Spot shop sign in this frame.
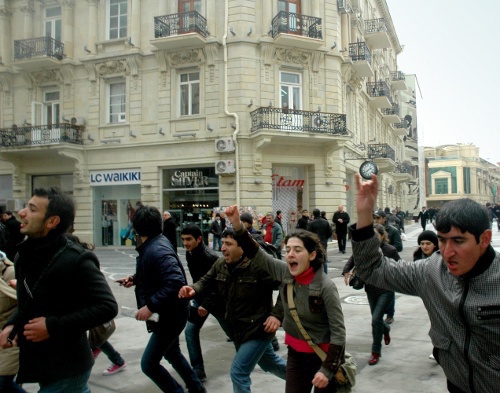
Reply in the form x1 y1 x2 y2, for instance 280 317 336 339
90 169 141 186
272 174 304 188
170 169 210 188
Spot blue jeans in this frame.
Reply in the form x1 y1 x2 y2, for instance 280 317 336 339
100 340 125 366
367 291 394 354
38 368 91 393
141 330 204 393
186 309 232 374
213 236 222 251
0 375 26 392
231 339 286 393
385 296 395 318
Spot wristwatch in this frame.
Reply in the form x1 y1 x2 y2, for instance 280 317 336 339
359 161 379 180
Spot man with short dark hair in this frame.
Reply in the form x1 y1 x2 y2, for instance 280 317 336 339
274 210 283 230
296 209 309 229
307 208 333 272
210 213 223 251
181 224 226 382
118 206 206 393
333 205 350 254
373 210 402 252
352 174 500 392
0 187 118 392
417 207 429 231
179 227 286 392
263 213 283 260
0 210 23 261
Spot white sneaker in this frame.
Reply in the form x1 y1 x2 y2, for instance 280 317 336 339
429 354 435 360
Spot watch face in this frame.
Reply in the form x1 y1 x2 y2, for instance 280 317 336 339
359 161 379 180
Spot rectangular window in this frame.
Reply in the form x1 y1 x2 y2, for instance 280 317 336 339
109 82 126 123
45 6 62 41
109 0 128 39
435 178 448 194
180 72 200 116
280 72 302 110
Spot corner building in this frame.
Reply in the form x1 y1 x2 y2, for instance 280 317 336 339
0 0 419 245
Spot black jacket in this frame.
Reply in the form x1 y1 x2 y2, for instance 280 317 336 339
134 234 189 332
8 233 118 384
3 216 24 261
162 218 178 252
332 211 350 234
186 242 222 313
307 217 333 248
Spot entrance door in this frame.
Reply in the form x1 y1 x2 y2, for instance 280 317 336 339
178 0 201 33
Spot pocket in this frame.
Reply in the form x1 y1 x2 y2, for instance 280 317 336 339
476 304 500 321
309 296 325 314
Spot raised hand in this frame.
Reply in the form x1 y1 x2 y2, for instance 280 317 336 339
355 174 378 229
224 205 242 231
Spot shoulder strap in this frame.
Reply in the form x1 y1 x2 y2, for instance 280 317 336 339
287 284 326 361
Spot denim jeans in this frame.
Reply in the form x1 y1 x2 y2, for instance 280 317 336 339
38 368 91 393
186 308 232 374
385 296 396 318
213 236 222 251
231 339 286 393
286 347 337 393
0 375 27 393
366 291 394 354
141 329 204 393
100 340 125 366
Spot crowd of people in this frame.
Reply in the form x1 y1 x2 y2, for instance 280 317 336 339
0 186 499 393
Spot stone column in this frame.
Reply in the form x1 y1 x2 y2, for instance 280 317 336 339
0 7 12 65
262 0 272 35
130 0 140 47
20 2 34 38
341 13 349 52
86 0 99 53
62 0 75 58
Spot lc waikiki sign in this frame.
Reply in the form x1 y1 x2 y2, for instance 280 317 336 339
90 169 141 186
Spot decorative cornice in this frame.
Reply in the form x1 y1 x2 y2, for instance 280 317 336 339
19 4 35 17
261 43 275 66
31 69 62 84
169 49 203 66
84 63 97 82
126 55 141 77
95 59 129 76
203 44 218 67
0 8 13 18
275 48 310 66
310 51 323 73
154 51 169 73
62 0 76 8
60 65 74 85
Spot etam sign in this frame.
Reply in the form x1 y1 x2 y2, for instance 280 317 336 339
272 174 304 188
90 169 141 186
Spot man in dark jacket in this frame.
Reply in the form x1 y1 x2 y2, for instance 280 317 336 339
307 208 333 272
333 205 350 254
210 213 223 251
181 224 227 382
118 206 205 393
179 227 286 392
296 209 310 229
162 211 178 253
0 211 24 261
0 187 118 391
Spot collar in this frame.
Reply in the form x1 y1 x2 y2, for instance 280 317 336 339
461 245 496 280
295 267 315 285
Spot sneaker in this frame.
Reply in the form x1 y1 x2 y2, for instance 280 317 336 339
385 317 394 324
92 348 101 360
429 354 435 360
368 352 380 365
102 362 127 376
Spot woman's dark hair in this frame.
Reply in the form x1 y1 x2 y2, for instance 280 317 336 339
65 233 95 251
33 187 75 235
285 229 325 271
373 223 388 243
435 198 490 243
131 205 162 238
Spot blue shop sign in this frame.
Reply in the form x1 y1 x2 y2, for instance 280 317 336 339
90 169 141 186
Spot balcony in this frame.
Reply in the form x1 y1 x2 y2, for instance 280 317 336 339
0 123 84 148
364 18 391 49
366 81 392 109
250 107 348 145
368 143 396 172
382 104 400 124
271 11 323 50
13 37 64 71
348 42 374 77
151 11 208 50
392 122 407 136
393 162 413 182
390 71 407 90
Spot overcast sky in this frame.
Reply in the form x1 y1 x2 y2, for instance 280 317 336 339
386 0 500 165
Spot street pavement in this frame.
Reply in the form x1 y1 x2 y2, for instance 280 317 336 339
22 221 500 392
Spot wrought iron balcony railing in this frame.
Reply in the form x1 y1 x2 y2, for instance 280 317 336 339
391 71 405 82
14 37 64 61
349 42 371 62
368 143 395 161
366 81 390 98
364 18 388 34
154 11 208 39
250 107 347 136
271 11 322 39
383 104 400 116
0 124 84 147
394 163 412 174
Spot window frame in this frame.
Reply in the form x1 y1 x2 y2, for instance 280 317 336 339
108 80 126 124
107 0 128 40
179 70 200 117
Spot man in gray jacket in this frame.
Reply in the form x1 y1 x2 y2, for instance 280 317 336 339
350 174 500 393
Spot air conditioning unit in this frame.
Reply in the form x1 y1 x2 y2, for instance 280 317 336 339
6 199 24 212
215 138 235 153
215 160 236 175
70 117 86 126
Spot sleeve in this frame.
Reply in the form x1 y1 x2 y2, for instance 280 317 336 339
391 229 403 252
273 225 283 251
344 213 350 225
270 292 284 323
342 256 355 275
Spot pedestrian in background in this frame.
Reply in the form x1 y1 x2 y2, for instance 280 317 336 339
308 209 332 273
162 211 178 253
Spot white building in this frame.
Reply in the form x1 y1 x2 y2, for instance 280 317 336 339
0 0 419 245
